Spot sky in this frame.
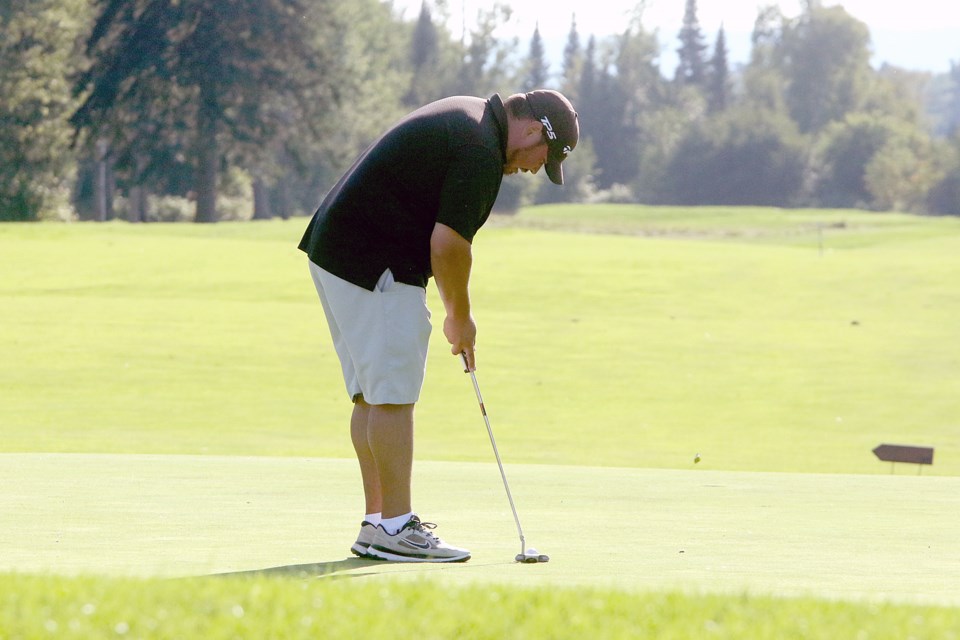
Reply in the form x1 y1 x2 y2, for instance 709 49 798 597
389 0 959 74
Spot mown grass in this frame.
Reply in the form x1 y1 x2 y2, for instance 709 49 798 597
3 574 958 640
2 207 958 473
2 206 959 638
499 203 960 248
4 454 958 606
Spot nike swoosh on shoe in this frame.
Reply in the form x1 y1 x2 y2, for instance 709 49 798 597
400 539 432 550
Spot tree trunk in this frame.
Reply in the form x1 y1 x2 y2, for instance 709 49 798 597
195 83 218 223
106 161 116 221
94 139 114 222
128 154 148 222
251 176 272 219
277 179 291 220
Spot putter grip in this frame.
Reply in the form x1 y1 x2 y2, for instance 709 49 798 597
460 351 469 373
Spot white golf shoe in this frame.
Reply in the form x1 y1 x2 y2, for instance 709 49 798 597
367 515 470 563
350 521 381 559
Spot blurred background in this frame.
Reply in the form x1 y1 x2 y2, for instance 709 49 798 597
3 0 959 223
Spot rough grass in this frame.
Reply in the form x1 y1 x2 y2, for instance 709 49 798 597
3 574 958 640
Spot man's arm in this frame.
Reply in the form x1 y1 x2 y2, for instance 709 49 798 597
431 222 477 370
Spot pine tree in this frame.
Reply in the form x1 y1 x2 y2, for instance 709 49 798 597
707 26 731 112
523 24 549 91
405 1 440 106
577 36 597 147
579 36 597 104
675 0 708 87
561 14 582 103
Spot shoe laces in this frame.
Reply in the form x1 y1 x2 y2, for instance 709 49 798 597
408 515 440 541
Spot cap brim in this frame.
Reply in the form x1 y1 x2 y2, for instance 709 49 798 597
545 157 563 185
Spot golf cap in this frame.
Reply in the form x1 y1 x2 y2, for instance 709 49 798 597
525 90 579 185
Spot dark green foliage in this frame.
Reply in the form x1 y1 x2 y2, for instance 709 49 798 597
581 24 666 192
3 0 957 219
927 134 960 215
560 15 582 104
780 5 872 133
947 62 960 136
815 114 901 208
523 25 548 91
928 171 960 215
72 0 339 221
662 110 806 206
675 0 708 87
0 0 88 220
405 2 440 106
707 27 731 113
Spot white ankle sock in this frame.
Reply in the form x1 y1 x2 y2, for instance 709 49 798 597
381 512 413 535
364 513 381 526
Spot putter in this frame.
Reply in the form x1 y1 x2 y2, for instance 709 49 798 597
460 352 549 564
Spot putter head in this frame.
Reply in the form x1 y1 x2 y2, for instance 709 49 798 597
515 551 550 563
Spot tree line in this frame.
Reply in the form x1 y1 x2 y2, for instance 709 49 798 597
2 0 959 222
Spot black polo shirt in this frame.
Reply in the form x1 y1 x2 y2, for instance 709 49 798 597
298 94 508 290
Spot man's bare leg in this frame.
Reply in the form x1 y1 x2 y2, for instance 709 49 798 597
357 399 470 562
350 399 381 516
352 398 414 519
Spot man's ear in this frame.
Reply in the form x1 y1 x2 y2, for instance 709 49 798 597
524 120 544 142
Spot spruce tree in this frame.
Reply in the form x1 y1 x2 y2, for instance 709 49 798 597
708 26 731 112
675 0 708 87
406 2 440 106
561 15 582 103
523 24 549 91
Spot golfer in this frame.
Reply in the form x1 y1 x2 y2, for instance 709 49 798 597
299 90 579 562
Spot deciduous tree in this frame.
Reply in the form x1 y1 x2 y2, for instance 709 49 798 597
72 0 339 222
0 0 88 220
662 108 806 206
779 4 872 133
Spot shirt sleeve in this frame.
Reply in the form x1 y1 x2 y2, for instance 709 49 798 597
435 145 502 243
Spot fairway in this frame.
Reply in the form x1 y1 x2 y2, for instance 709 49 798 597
2 453 958 605
2 212 959 474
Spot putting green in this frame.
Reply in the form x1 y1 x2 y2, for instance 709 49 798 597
3 453 957 606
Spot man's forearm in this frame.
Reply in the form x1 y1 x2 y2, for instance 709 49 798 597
431 223 478 364
431 223 473 318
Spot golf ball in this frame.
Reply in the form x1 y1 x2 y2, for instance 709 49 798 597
694 454 701 464
526 548 538 555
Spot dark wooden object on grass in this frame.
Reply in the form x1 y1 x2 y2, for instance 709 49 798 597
872 444 934 474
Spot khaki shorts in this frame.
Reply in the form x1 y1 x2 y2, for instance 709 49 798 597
309 261 432 405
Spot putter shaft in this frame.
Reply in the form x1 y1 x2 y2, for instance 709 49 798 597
460 353 527 556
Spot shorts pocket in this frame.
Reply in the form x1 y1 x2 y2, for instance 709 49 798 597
374 269 395 293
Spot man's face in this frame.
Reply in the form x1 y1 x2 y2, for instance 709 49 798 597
503 130 549 177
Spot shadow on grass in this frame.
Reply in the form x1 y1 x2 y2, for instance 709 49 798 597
212 557 386 580
209 556 505 581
